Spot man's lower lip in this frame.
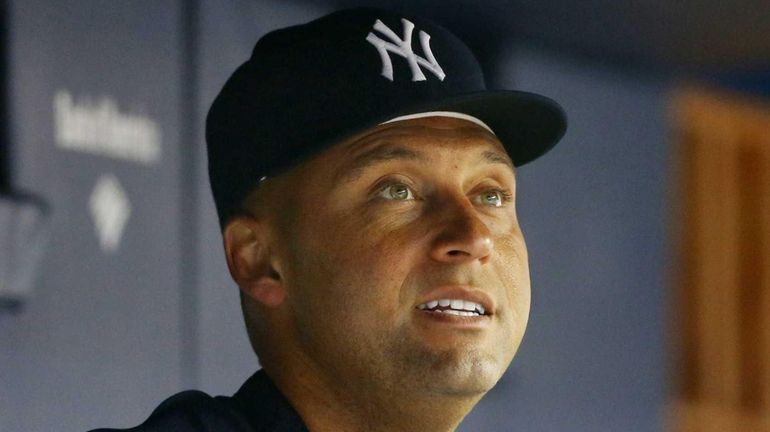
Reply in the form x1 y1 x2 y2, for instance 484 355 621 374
415 310 492 327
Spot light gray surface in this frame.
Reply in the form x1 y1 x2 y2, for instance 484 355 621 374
1 2 183 431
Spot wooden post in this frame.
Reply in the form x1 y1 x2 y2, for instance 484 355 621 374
670 86 770 431
759 133 770 418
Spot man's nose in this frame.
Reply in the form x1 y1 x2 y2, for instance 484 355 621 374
429 199 493 264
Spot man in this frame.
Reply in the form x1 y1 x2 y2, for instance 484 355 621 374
92 7 565 432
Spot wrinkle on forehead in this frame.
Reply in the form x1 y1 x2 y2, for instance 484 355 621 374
336 116 500 153
330 118 513 185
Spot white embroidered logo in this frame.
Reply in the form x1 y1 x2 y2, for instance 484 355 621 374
366 18 446 82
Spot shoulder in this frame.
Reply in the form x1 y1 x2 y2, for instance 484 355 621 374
88 390 252 432
88 370 308 432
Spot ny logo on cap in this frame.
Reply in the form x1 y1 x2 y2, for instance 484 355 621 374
366 18 446 82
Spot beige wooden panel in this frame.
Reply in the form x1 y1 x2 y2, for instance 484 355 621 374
700 121 741 405
674 401 770 432
675 132 700 402
670 86 770 431
760 136 770 414
735 130 768 412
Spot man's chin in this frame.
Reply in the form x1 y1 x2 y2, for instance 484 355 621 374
418 348 506 397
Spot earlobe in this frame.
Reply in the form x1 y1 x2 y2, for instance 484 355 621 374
223 217 286 308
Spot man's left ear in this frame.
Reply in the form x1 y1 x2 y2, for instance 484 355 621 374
222 216 286 308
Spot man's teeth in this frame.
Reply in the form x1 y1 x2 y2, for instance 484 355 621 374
417 299 486 315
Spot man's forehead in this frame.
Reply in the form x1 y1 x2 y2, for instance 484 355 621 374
341 116 506 153
329 117 514 185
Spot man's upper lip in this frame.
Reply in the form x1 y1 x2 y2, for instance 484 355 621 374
416 285 495 315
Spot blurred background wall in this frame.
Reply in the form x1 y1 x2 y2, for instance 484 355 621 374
0 1 768 431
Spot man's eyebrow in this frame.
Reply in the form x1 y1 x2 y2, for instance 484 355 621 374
480 150 515 174
335 143 428 185
334 143 516 185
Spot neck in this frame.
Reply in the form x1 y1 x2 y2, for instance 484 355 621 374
262 352 481 432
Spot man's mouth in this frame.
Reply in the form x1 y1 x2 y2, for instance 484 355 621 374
416 299 487 316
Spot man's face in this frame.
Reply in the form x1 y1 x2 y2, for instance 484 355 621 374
267 116 530 400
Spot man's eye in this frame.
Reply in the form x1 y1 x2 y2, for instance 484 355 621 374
477 189 511 207
378 183 415 201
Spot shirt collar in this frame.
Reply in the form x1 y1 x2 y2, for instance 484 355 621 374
232 369 310 432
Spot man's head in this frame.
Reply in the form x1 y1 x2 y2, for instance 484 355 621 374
225 115 529 398
207 7 565 430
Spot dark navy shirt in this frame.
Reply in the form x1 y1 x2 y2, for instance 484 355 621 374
89 370 309 432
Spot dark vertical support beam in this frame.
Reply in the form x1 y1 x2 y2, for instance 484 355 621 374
0 0 9 193
179 0 200 390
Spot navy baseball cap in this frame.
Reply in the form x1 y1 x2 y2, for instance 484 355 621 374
206 7 567 226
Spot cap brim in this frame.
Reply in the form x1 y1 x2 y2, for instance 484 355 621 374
381 90 567 166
